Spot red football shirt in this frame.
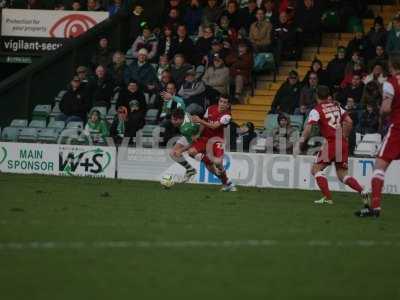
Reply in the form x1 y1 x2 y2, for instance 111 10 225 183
307 100 348 140
384 75 400 128
201 105 231 139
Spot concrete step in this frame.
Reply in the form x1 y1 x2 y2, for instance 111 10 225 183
248 95 274 105
232 104 269 111
231 110 267 121
233 118 265 128
258 74 288 82
321 39 349 47
303 47 337 54
302 52 333 62
253 89 277 96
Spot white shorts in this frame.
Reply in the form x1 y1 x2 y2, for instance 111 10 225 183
177 136 190 147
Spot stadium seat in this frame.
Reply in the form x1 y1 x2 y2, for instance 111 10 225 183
290 115 304 131
10 119 28 127
111 91 119 105
135 125 163 148
362 133 381 144
29 120 47 128
48 120 65 133
354 134 382 157
32 105 51 121
17 128 38 142
66 121 84 129
145 109 159 125
58 128 85 144
1 127 20 141
264 114 278 133
55 90 67 102
37 128 59 144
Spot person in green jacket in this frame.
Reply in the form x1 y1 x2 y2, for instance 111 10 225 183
84 109 109 144
169 108 200 183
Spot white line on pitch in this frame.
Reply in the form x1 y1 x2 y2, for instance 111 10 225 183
0 240 399 250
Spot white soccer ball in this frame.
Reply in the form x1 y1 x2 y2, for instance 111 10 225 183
160 174 175 188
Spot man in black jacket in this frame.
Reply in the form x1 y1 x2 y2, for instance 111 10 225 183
170 24 195 65
326 46 347 90
90 65 115 108
58 76 91 123
270 70 301 114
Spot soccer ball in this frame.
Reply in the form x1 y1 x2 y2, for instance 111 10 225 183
160 174 175 188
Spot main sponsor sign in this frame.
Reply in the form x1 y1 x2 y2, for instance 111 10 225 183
0 9 108 54
117 148 400 195
0 142 116 178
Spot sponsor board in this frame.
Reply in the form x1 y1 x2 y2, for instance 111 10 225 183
117 148 400 194
0 142 116 178
0 9 108 54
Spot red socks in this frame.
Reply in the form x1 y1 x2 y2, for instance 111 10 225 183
371 170 385 209
343 176 363 193
315 172 332 199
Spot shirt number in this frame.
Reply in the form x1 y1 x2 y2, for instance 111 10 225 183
326 111 341 129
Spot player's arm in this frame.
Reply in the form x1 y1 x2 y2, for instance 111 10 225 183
191 114 231 130
299 109 319 149
380 82 394 129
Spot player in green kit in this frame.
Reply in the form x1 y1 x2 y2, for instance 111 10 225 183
169 109 200 182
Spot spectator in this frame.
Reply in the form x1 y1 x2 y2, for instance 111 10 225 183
344 97 359 154
223 0 243 31
84 110 109 143
170 25 195 64
170 54 193 89
110 106 129 144
274 11 299 61
346 27 370 61
91 65 115 107
270 70 301 114
108 51 129 89
225 42 253 103
202 53 230 96
262 0 278 26
194 25 214 66
177 69 206 115
158 25 175 60
368 45 388 72
358 103 379 135
159 70 173 91
207 39 228 63
240 0 257 32
54 3 65 10
363 62 387 85
87 0 102 11
183 0 203 36
298 71 318 112
126 100 146 138
59 76 91 123
156 55 170 81
165 8 182 32
361 80 382 108
75 66 92 90
272 114 297 154
338 73 364 107
238 121 257 152
249 8 273 53
129 4 145 45
160 82 186 120
326 46 347 89
344 51 365 81
386 16 400 55
202 0 223 25
108 0 121 16
91 37 113 69
131 26 158 62
302 59 329 86
124 48 159 88
117 81 146 112
71 1 81 10
296 0 322 45
366 17 387 60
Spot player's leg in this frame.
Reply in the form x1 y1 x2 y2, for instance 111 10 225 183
311 162 333 204
170 138 196 182
336 166 369 204
212 142 236 191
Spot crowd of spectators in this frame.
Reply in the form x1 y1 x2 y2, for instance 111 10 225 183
2 0 399 153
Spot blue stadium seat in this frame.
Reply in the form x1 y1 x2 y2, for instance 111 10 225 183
32 105 51 121
145 109 159 125
264 114 278 133
66 121 84 129
17 128 38 142
1 127 20 141
29 120 47 128
10 119 28 127
37 128 59 144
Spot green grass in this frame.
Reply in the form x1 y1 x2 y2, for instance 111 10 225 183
0 173 400 300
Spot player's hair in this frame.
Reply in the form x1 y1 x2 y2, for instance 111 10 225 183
219 94 230 102
389 54 400 72
171 108 185 119
317 85 330 100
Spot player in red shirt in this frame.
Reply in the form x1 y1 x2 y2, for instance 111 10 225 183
356 55 400 217
299 86 368 204
188 94 236 192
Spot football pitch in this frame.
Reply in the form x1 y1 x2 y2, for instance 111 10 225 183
1 173 399 299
